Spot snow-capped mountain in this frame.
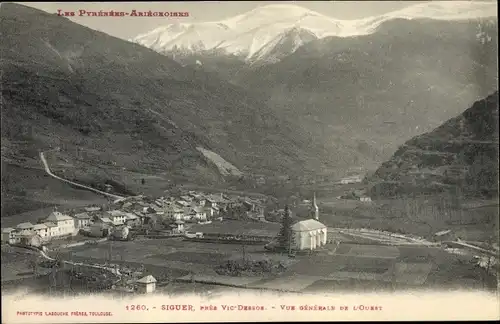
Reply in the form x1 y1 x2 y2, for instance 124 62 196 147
131 2 497 64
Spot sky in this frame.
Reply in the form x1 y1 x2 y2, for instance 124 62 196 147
18 1 426 40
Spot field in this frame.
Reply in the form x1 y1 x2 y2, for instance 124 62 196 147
39 227 497 294
1 245 46 282
188 220 280 237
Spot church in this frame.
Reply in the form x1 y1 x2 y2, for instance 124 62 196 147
291 193 327 251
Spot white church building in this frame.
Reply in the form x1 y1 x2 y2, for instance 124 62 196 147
291 219 327 250
291 193 328 251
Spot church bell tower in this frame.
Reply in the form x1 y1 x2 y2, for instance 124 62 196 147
311 192 319 220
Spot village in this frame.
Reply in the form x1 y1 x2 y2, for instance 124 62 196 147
2 183 498 297
1 190 271 246
1 186 363 296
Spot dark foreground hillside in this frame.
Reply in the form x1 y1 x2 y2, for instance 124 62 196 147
0 3 328 215
369 91 499 199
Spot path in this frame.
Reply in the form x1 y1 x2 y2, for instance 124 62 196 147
443 240 498 257
39 151 125 201
328 227 438 246
36 246 121 276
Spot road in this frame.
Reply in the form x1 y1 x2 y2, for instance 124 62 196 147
39 151 125 201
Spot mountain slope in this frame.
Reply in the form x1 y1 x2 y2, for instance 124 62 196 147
368 92 499 198
0 3 327 216
233 17 498 172
132 2 496 64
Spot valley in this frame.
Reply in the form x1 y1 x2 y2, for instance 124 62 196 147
0 1 498 304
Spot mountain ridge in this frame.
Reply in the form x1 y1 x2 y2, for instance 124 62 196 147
131 1 497 64
229 17 498 173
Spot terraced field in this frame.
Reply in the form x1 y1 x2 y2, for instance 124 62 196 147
43 234 496 294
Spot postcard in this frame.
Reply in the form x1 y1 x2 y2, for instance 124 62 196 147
1 1 499 322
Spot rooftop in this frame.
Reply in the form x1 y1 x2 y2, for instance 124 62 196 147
44 222 57 228
18 229 36 237
74 213 91 219
2 228 15 233
17 222 34 229
191 207 205 213
107 210 126 216
137 275 157 284
46 211 73 222
291 219 327 232
33 224 48 230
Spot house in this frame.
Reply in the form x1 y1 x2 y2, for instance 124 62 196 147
18 230 42 247
204 206 218 219
136 275 157 294
44 211 75 237
164 205 184 221
360 196 372 202
339 175 363 184
125 213 141 227
169 220 185 234
73 213 92 228
17 222 34 231
291 219 327 251
242 200 255 212
1 228 18 244
176 200 191 208
110 225 130 240
190 194 206 206
95 217 114 225
133 212 148 224
106 210 127 226
180 195 193 202
122 202 133 210
32 224 49 239
190 207 207 221
182 207 193 221
204 197 218 209
43 222 59 237
90 222 113 237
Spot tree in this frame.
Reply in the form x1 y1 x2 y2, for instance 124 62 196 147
277 205 293 252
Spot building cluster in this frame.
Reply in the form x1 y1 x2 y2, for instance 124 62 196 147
338 175 363 184
1 190 267 246
1 210 79 246
338 188 372 202
114 190 265 227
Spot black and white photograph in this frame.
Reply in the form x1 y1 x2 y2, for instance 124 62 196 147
1 0 499 322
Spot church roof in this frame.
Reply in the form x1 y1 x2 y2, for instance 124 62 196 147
291 219 326 232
